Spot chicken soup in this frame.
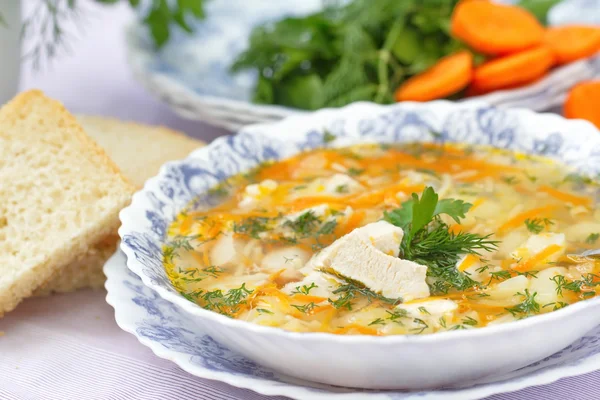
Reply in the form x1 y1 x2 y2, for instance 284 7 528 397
163 143 600 335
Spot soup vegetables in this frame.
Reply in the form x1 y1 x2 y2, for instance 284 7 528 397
230 0 568 109
384 187 498 294
163 143 600 335
231 0 463 109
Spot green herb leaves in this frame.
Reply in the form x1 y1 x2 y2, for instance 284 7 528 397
230 0 462 110
505 289 540 318
524 218 553 234
99 0 206 48
233 216 271 238
383 186 471 240
184 283 254 317
384 186 498 294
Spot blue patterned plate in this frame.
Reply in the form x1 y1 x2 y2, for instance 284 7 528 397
105 250 600 399
118 99 600 390
125 0 600 130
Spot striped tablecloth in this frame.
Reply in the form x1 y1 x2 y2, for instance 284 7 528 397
0 288 598 400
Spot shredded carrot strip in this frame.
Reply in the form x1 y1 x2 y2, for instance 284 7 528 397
513 244 563 272
539 185 592 207
292 294 327 303
267 269 286 283
179 215 194 235
311 304 334 314
347 183 425 208
459 301 507 311
258 287 291 305
341 210 366 235
471 198 486 211
497 205 559 235
458 254 479 272
449 224 463 234
286 196 349 211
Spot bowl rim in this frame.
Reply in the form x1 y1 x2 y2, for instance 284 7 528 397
119 99 600 345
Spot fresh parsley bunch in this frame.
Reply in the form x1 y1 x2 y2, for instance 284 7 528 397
230 0 560 110
230 0 465 110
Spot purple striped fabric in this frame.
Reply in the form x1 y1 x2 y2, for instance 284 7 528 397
0 289 598 400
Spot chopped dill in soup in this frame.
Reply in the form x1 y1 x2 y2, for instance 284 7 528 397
163 143 600 335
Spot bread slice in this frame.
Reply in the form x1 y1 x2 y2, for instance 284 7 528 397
33 116 205 296
0 90 136 315
76 115 204 187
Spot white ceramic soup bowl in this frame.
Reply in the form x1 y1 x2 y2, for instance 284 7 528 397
119 101 600 390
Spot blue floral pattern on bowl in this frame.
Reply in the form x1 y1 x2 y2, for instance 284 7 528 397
105 250 600 399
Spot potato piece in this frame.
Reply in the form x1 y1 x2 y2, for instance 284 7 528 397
565 222 600 242
490 275 529 299
529 267 568 312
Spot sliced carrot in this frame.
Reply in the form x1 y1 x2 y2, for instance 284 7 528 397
564 81 600 129
513 244 563 272
395 51 474 102
466 73 547 97
497 205 558 235
472 46 555 92
539 185 592 207
333 324 380 336
545 26 600 64
451 1 544 55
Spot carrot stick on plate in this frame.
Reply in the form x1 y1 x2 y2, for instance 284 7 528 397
451 1 544 55
545 26 600 64
394 51 473 102
471 46 555 92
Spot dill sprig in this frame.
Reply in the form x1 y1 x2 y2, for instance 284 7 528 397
291 302 319 314
291 282 318 295
524 218 553 234
233 216 272 238
505 289 540 318
384 187 499 294
551 274 600 297
322 268 402 310
284 211 322 236
189 283 254 317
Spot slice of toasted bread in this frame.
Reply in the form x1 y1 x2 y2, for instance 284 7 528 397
33 116 205 296
0 91 136 314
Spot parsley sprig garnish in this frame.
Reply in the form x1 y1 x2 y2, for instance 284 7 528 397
384 187 498 294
